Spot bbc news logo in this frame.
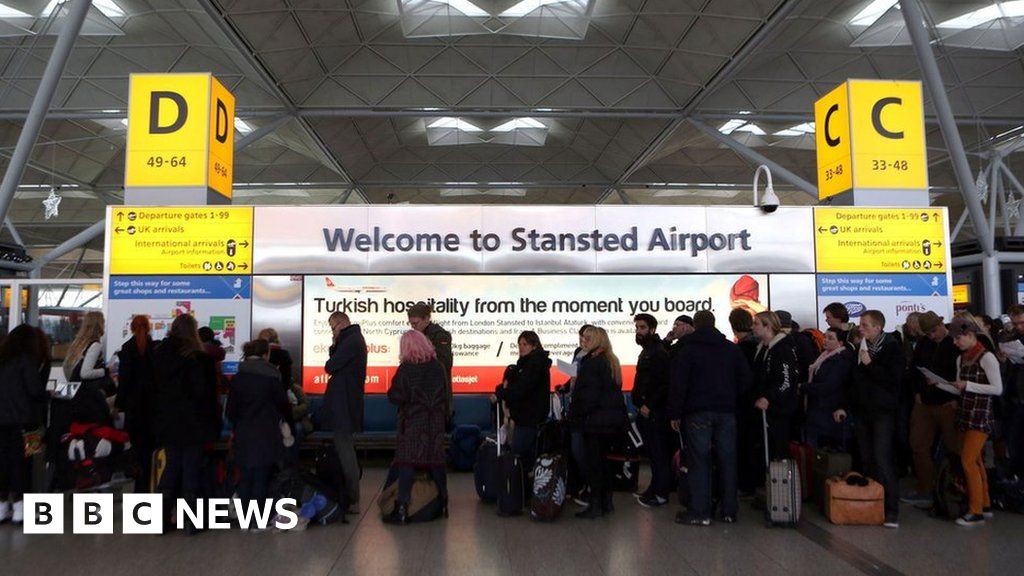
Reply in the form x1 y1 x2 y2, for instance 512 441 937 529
22 494 299 534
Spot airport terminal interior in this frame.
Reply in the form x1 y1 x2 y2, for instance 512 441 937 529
3 0 1024 575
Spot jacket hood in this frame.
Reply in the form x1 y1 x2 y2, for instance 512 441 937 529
689 326 729 346
238 357 281 380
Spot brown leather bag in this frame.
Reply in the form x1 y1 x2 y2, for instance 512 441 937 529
824 473 884 525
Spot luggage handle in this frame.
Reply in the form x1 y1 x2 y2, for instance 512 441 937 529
762 410 770 469
496 400 502 457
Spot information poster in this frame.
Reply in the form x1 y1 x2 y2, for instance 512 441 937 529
814 208 946 273
106 275 252 374
301 273 770 393
816 273 950 328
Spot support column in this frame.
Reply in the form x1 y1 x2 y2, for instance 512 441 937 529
0 0 92 224
983 253 1002 317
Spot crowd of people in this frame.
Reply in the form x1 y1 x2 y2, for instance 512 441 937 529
0 299 1021 534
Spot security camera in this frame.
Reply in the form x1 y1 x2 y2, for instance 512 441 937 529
753 164 780 214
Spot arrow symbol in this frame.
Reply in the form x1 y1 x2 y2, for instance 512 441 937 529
239 263 249 270
240 241 250 248
116 212 123 222
817 226 826 234
934 241 943 247
114 227 124 233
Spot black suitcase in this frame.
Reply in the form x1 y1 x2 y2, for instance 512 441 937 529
496 450 525 516
474 437 498 502
531 453 568 521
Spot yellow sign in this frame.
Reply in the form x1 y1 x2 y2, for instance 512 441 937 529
109 207 253 275
814 207 946 273
814 82 852 199
125 73 235 200
953 284 970 306
814 80 928 200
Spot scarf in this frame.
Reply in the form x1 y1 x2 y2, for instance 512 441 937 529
808 346 843 381
961 341 986 365
859 332 890 364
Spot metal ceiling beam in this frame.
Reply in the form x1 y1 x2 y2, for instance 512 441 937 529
197 0 368 203
0 219 104 272
235 115 291 152
689 117 817 198
900 0 992 257
4 217 24 245
697 111 1024 128
0 0 92 225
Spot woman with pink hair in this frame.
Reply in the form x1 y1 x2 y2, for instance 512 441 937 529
383 330 449 524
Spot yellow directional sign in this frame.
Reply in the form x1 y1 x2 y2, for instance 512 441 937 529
814 80 928 200
953 283 970 306
814 207 947 273
125 73 235 200
109 206 253 275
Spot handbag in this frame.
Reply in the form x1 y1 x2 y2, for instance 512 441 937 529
23 428 44 457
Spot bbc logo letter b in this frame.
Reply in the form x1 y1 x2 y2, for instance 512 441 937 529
24 494 64 534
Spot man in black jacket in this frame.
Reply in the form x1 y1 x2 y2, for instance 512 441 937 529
669 311 752 526
632 314 672 508
662 315 694 360
729 308 760 496
325 312 367 513
902 311 959 506
834 310 903 528
408 302 454 418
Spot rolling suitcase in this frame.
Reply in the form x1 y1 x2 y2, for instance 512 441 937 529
474 437 498 502
763 412 801 526
449 424 482 472
788 440 813 502
494 402 524 516
530 453 567 521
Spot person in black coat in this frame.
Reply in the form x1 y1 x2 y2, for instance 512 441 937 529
0 324 50 524
151 314 220 534
325 311 367 512
729 308 761 496
568 326 627 519
752 311 800 460
631 314 672 507
493 330 551 474
803 327 854 450
226 339 290 509
668 311 752 525
257 328 293 390
116 315 157 492
834 310 904 528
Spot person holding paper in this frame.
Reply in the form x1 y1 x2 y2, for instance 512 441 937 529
949 315 1002 526
902 312 960 507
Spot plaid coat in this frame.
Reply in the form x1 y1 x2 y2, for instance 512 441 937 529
388 359 448 466
957 352 995 434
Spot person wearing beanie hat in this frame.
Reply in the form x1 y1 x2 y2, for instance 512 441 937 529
902 311 960 507
950 313 1003 526
663 314 695 360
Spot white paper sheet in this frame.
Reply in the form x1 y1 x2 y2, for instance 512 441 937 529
556 358 578 378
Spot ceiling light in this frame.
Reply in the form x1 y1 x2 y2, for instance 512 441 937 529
774 122 815 136
500 0 584 18
718 119 765 136
426 0 488 17
428 117 483 132
849 0 899 27
0 3 31 18
234 118 253 134
938 1 1024 29
491 118 546 132
43 0 125 18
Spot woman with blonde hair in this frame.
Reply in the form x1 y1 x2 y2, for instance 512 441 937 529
751 311 800 460
568 326 627 518
384 330 449 524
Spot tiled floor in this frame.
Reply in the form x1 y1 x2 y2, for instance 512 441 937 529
4 467 1024 576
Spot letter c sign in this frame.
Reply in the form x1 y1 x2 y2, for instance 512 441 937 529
824 103 841 147
871 96 903 140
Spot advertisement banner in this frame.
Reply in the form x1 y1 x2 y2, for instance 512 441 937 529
816 273 951 329
301 273 770 394
106 275 251 374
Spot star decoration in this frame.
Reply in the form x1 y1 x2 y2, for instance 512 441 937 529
42 189 61 220
976 172 989 201
1006 196 1020 220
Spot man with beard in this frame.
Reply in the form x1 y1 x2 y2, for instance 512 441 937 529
632 314 672 508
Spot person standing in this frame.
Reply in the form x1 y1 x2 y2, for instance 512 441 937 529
730 308 761 497
257 327 294 390
226 339 290 514
325 311 367 513
833 310 904 528
493 331 551 475
384 330 450 524
823 302 853 331
116 315 157 492
631 314 672 508
152 314 221 535
751 311 800 460
0 325 50 524
669 311 752 526
901 312 960 507
803 328 854 449
569 326 627 519
408 303 453 420
949 315 1002 526
662 315 694 361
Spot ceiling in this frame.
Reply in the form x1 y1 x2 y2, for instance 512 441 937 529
0 0 1022 277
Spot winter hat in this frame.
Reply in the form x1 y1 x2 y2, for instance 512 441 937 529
776 310 793 328
917 311 944 333
949 315 980 336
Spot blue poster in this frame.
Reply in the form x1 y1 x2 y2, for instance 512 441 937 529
108 275 251 300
